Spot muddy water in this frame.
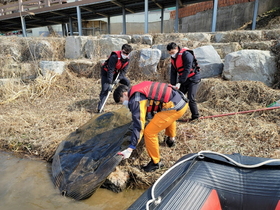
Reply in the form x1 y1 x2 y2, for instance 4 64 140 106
0 151 144 210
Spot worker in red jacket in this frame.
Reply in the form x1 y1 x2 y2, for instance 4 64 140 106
113 81 189 172
167 42 201 121
97 44 133 112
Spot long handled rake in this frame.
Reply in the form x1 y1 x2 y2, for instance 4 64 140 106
98 72 120 113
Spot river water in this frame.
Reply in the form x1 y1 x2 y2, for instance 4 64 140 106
0 151 144 210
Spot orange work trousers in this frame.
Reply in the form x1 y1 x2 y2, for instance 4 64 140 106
144 102 188 164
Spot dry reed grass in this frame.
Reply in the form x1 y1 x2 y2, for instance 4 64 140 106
0 71 98 159
0 70 279 188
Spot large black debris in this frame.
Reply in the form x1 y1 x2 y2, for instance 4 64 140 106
51 107 132 200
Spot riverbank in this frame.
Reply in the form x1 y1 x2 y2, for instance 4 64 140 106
1 7 280 191
0 71 279 188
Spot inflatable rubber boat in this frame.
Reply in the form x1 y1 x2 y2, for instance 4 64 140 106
128 151 280 210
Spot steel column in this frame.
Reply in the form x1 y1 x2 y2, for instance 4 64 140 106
122 7 126 34
144 0 148 33
107 16 111 34
160 7 164 33
76 6 82 36
175 0 179 32
252 0 259 30
20 16 27 37
211 0 218 32
65 24 68 36
68 17 73 36
62 23 66 36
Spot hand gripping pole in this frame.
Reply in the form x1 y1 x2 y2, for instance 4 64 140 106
98 72 120 113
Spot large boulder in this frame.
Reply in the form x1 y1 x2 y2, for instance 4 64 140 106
101 34 132 43
241 41 275 51
84 37 100 59
138 48 161 76
130 34 153 45
40 61 66 76
213 31 263 43
65 36 128 60
23 39 53 61
212 42 242 59
141 34 153 45
194 45 224 78
98 37 128 58
21 37 65 61
0 56 38 80
0 40 23 62
153 33 185 44
152 44 170 60
263 29 280 40
68 60 97 78
65 36 88 59
131 35 142 43
184 32 212 43
223 50 277 87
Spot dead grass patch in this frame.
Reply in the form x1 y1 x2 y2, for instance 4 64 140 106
0 71 279 187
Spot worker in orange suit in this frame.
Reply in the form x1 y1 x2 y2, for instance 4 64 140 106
113 81 189 172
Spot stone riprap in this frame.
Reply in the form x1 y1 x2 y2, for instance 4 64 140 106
0 29 279 87
223 50 277 87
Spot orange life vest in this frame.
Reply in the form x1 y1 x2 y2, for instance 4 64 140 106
129 81 173 112
171 48 200 78
103 51 129 73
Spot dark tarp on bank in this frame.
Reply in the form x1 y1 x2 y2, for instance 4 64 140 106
51 107 132 200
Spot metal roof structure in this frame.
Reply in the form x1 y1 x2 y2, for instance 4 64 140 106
0 0 260 35
0 0 209 33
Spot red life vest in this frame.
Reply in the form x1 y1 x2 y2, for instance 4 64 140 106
129 81 173 112
171 48 200 78
103 51 129 73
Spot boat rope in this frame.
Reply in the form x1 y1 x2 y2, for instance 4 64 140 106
145 150 280 210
